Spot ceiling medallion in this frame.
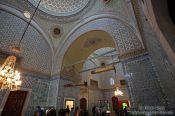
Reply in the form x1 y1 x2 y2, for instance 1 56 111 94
84 38 102 48
51 26 63 38
23 11 31 19
53 28 61 35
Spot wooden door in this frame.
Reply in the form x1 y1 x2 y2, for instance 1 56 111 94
1 90 28 116
80 98 87 110
112 96 118 110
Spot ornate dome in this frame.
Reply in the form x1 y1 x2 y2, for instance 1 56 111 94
29 0 90 16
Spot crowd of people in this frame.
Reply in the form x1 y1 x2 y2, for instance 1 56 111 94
33 106 57 116
91 100 129 116
33 105 127 116
58 105 88 116
114 107 128 116
92 106 128 116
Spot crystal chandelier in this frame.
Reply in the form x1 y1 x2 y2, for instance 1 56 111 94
0 55 22 90
114 87 123 96
0 0 42 90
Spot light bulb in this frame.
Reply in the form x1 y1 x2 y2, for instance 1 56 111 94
23 11 31 19
15 80 22 86
7 78 11 83
1 69 7 76
15 70 19 74
5 65 11 70
9 69 14 74
14 71 20 80
14 75 20 80
114 87 123 96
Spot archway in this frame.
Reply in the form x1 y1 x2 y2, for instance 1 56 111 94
81 47 129 114
80 98 87 110
112 96 118 111
56 16 143 111
60 30 115 82
54 16 143 75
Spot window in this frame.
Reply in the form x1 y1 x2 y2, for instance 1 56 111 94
110 78 115 85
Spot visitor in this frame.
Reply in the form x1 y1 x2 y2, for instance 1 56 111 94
92 106 96 116
75 106 81 116
84 109 88 116
33 111 39 116
46 108 57 116
65 105 70 116
101 110 106 116
34 106 45 116
114 108 119 116
78 109 88 116
123 107 128 116
69 107 75 116
119 108 123 116
58 109 65 116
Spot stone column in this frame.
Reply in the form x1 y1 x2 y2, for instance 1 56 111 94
47 76 60 108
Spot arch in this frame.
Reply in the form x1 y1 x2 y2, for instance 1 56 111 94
61 30 115 72
80 98 87 110
56 13 143 55
112 96 118 111
54 14 143 75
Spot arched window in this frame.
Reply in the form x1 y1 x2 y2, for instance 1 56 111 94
110 78 115 85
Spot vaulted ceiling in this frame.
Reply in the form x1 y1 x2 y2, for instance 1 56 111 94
0 0 144 77
0 10 52 75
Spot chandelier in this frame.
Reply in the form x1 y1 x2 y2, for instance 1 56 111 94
0 56 22 90
0 0 42 90
114 87 123 96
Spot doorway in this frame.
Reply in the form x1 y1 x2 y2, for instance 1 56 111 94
1 90 28 116
64 98 75 110
80 98 87 110
112 96 118 111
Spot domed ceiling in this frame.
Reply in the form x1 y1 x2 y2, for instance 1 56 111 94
29 0 90 16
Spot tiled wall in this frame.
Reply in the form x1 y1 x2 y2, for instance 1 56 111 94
21 73 50 116
56 78 80 110
0 72 50 116
123 55 167 108
138 2 175 108
88 88 103 111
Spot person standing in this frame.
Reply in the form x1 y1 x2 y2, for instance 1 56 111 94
34 106 45 116
69 107 75 116
65 105 70 116
92 106 96 116
46 108 56 116
75 106 81 116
